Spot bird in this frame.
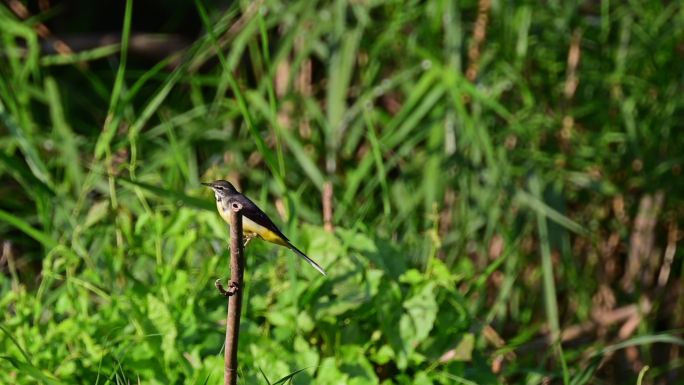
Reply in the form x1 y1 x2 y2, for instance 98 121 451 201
202 180 326 276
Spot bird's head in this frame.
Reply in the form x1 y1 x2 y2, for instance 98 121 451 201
202 180 238 200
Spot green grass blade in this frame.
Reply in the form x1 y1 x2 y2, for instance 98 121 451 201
272 367 310 385
0 324 33 365
40 44 121 66
530 175 569 384
246 92 325 190
94 0 133 159
0 208 58 248
515 190 586 235
258 366 272 385
0 152 54 196
45 76 84 190
363 109 390 215
194 0 283 186
0 356 65 385
0 100 52 186
117 177 214 210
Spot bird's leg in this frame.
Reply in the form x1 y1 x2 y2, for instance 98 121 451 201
243 233 256 247
215 279 239 297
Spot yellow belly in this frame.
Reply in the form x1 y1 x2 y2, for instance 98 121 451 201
217 200 287 246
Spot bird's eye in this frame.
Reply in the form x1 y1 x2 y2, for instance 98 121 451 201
217 186 223 190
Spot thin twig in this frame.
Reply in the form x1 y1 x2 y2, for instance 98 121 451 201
222 201 245 385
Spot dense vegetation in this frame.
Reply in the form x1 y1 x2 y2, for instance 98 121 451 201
1 0 683 384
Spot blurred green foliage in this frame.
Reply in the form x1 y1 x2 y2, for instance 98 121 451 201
1 0 683 384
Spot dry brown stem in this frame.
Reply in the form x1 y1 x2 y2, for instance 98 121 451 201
323 181 334 232
465 0 491 82
221 201 246 385
622 192 665 291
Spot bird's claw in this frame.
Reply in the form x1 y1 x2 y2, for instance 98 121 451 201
215 279 239 297
243 234 256 247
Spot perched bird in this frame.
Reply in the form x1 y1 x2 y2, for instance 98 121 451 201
203 180 326 276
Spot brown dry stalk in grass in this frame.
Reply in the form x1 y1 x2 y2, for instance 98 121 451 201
214 202 246 385
275 52 291 98
439 299 653 374
275 41 294 145
6 0 75 57
622 191 665 292
1 241 19 292
657 221 679 288
563 30 583 100
323 181 334 232
38 0 49 12
272 33 329 232
296 36 313 139
44 34 190 60
560 29 583 150
465 0 491 82
438 189 456 241
6 0 189 67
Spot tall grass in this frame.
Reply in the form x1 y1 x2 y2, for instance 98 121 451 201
1 0 683 384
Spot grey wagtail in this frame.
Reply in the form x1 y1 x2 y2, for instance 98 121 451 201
203 180 326 276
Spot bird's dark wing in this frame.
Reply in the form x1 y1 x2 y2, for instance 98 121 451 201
229 192 326 276
230 194 290 241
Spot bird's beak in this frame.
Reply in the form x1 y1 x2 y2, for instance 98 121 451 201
201 182 213 188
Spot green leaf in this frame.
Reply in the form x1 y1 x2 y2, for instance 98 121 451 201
94 0 133 159
147 294 178 364
399 283 438 361
84 200 110 228
443 333 474 362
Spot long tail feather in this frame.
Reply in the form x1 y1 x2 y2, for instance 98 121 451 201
288 244 327 276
